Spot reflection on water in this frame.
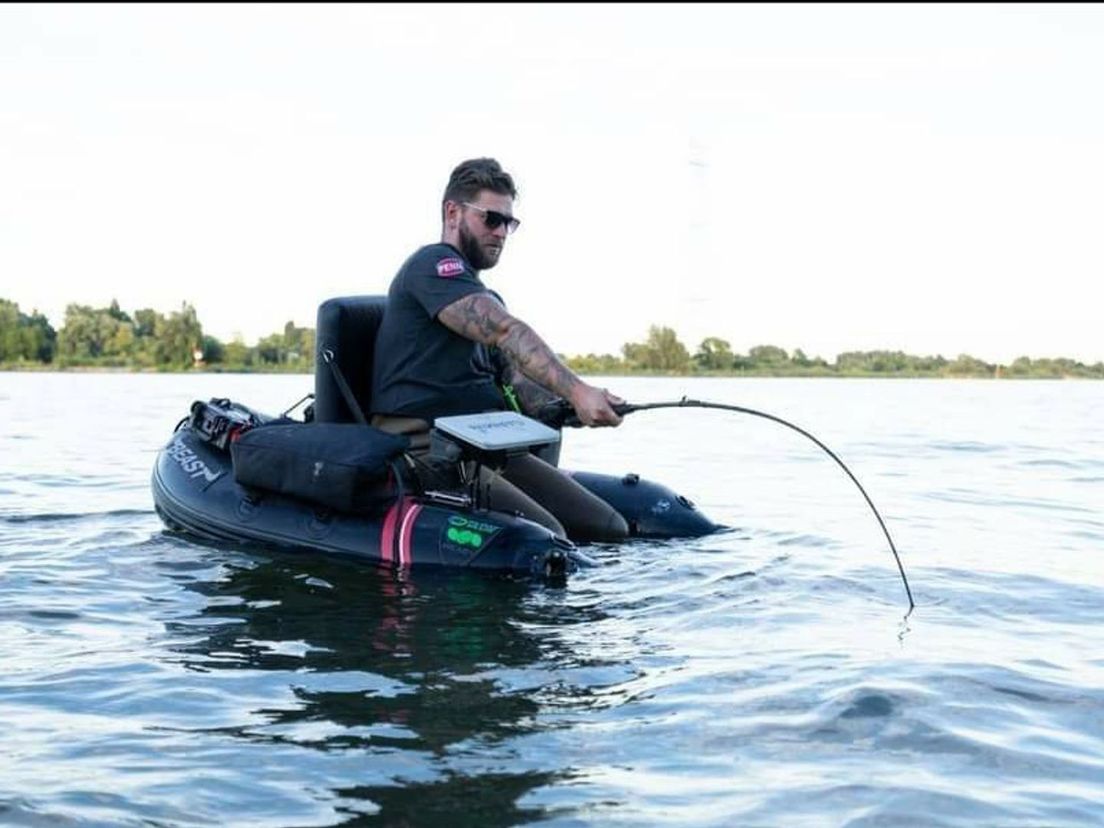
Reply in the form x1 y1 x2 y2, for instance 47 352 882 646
163 550 607 824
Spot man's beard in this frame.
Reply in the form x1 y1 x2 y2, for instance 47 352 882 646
458 221 499 271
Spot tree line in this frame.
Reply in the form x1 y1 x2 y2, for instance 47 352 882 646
564 325 1104 379
0 298 313 372
2 299 1101 379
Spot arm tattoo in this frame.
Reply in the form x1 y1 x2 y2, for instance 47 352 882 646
438 292 582 401
503 358 558 415
437 292 506 344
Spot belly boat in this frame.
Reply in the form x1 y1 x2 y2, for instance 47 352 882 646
151 296 717 578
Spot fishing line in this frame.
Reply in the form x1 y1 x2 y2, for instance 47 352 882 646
541 397 915 613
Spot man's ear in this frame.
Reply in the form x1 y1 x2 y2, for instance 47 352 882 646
443 200 461 229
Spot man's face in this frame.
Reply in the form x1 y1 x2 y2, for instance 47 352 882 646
455 190 516 271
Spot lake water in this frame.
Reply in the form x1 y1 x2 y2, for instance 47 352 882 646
1 372 1101 826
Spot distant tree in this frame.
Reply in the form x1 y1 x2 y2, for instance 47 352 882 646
202 335 226 364
106 298 132 324
127 308 163 366
871 351 909 373
300 327 316 369
154 302 203 367
280 320 315 368
105 322 135 358
23 309 57 362
1020 357 1098 379
945 354 995 377
58 304 118 360
790 349 830 372
0 299 45 361
834 350 911 373
566 352 625 374
255 332 285 365
694 337 733 371
0 300 22 360
223 337 253 367
910 354 948 373
623 325 691 371
748 345 789 366
133 308 160 338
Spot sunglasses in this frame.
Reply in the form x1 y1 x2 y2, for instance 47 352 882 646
462 202 521 234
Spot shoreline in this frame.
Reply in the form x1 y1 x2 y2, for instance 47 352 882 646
2 365 1100 380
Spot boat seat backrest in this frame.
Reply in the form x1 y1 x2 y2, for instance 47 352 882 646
313 295 387 424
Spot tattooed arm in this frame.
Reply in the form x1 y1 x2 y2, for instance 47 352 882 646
438 292 622 427
496 350 559 416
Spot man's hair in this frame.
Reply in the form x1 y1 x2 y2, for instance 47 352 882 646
442 158 517 218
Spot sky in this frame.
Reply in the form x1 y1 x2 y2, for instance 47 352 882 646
3 3 1103 364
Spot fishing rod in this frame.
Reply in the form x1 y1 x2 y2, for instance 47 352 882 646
538 397 915 614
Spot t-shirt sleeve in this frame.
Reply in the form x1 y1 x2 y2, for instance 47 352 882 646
405 250 486 319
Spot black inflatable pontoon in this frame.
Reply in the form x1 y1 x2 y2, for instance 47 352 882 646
151 296 717 577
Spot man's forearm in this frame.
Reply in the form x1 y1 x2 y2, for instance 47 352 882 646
503 364 559 415
497 321 582 402
438 292 583 401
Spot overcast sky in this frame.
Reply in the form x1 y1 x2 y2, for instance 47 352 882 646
3 3 1103 363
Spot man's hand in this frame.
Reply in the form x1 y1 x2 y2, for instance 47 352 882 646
569 383 624 427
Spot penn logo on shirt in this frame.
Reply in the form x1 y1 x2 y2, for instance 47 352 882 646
436 258 465 278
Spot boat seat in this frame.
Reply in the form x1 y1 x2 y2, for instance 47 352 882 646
313 295 387 424
311 293 561 466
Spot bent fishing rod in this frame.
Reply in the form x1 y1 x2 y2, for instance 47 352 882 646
538 397 915 614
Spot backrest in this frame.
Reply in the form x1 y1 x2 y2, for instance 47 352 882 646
311 294 562 468
313 296 387 424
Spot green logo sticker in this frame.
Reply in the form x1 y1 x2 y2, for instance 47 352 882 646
442 514 502 554
446 527 484 548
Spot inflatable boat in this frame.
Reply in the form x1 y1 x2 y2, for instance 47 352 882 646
151 296 718 578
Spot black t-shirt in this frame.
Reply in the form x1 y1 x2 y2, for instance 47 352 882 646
370 243 506 421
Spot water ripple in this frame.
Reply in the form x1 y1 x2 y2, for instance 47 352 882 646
1 374 1102 826
1 509 154 525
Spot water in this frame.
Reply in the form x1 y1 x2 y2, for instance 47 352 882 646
1 372 1101 826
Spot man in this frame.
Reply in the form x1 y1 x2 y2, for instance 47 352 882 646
370 157 629 542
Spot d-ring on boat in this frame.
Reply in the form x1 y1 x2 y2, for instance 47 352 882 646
151 296 719 578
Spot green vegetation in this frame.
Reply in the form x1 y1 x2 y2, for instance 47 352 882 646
1 298 1101 378
563 325 1104 379
0 299 56 364
0 298 312 373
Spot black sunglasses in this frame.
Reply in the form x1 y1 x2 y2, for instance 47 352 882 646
463 202 521 234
